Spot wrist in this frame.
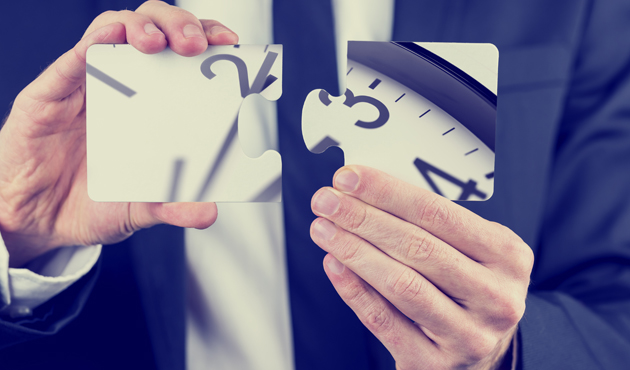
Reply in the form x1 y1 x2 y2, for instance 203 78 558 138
0 227 57 268
490 327 518 370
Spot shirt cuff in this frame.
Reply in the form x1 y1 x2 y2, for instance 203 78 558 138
0 232 101 318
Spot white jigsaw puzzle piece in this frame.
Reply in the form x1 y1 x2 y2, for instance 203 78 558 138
302 41 497 201
87 44 282 202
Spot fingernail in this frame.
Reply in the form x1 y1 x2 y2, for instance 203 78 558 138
312 189 339 216
144 23 162 35
326 255 345 275
183 24 203 38
335 169 359 192
313 219 337 241
209 25 231 36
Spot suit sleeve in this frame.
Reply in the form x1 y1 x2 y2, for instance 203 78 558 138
0 0 155 351
0 256 101 350
519 1 630 369
0 233 101 318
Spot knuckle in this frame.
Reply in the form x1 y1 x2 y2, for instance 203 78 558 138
387 268 425 304
465 333 497 363
137 0 163 11
372 177 396 206
55 59 77 86
118 9 134 18
165 6 198 23
18 97 55 130
499 227 535 278
350 207 369 231
97 9 133 24
343 278 369 305
484 286 525 330
102 10 117 18
521 245 535 275
342 282 402 346
334 235 362 264
495 296 525 329
416 195 450 229
341 203 369 232
363 304 396 337
455 325 498 364
500 228 523 254
97 10 117 19
402 228 438 264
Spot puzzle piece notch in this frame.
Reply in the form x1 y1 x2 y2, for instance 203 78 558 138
87 44 283 202
302 41 497 201
303 87 391 154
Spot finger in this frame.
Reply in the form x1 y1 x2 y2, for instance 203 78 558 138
311 187 492 305
200 19 239 45
323 246 519 367
322 253 442 370
129 202 218 230
311 217 467 340
22 23 127 103
83 10 167 54
332 165 529 267
136 1 216 56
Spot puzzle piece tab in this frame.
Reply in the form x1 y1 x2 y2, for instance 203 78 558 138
87 44 282 202
302 41 498 201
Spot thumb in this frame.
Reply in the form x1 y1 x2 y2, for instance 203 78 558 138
24 22 127 103
129 202 219 231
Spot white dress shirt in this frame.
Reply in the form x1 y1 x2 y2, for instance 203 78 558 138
0 2 393 368
10 2 539 370
0 2 520 369
177 1 392 369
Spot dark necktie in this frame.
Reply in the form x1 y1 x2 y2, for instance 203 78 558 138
273 1 394 369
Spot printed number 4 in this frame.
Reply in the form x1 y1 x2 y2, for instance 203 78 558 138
414 157 487 200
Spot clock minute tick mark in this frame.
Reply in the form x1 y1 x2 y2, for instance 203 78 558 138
395 93 405 102
465 148 479 156
443 127 455 135
419 109 430 119
264 45 268 52
369 78 381 89
485 172 495 179
346 67 353 75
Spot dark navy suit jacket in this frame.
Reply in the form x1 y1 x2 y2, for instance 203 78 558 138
1 1 630 369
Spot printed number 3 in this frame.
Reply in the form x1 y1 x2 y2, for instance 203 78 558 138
318 89 390 129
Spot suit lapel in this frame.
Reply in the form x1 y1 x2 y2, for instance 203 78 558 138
130 225 186 370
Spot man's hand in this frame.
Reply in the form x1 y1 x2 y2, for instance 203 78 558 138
0 1 238 267
310 165 533 370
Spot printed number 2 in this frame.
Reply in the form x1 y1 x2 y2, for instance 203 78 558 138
200 52 278 97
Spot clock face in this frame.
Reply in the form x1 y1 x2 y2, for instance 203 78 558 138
86 44 284 202
302 41 497 201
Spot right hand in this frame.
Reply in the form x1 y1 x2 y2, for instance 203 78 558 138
0 0 238 267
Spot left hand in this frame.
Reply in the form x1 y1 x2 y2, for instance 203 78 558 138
0 1 235 267
310 165 534 370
